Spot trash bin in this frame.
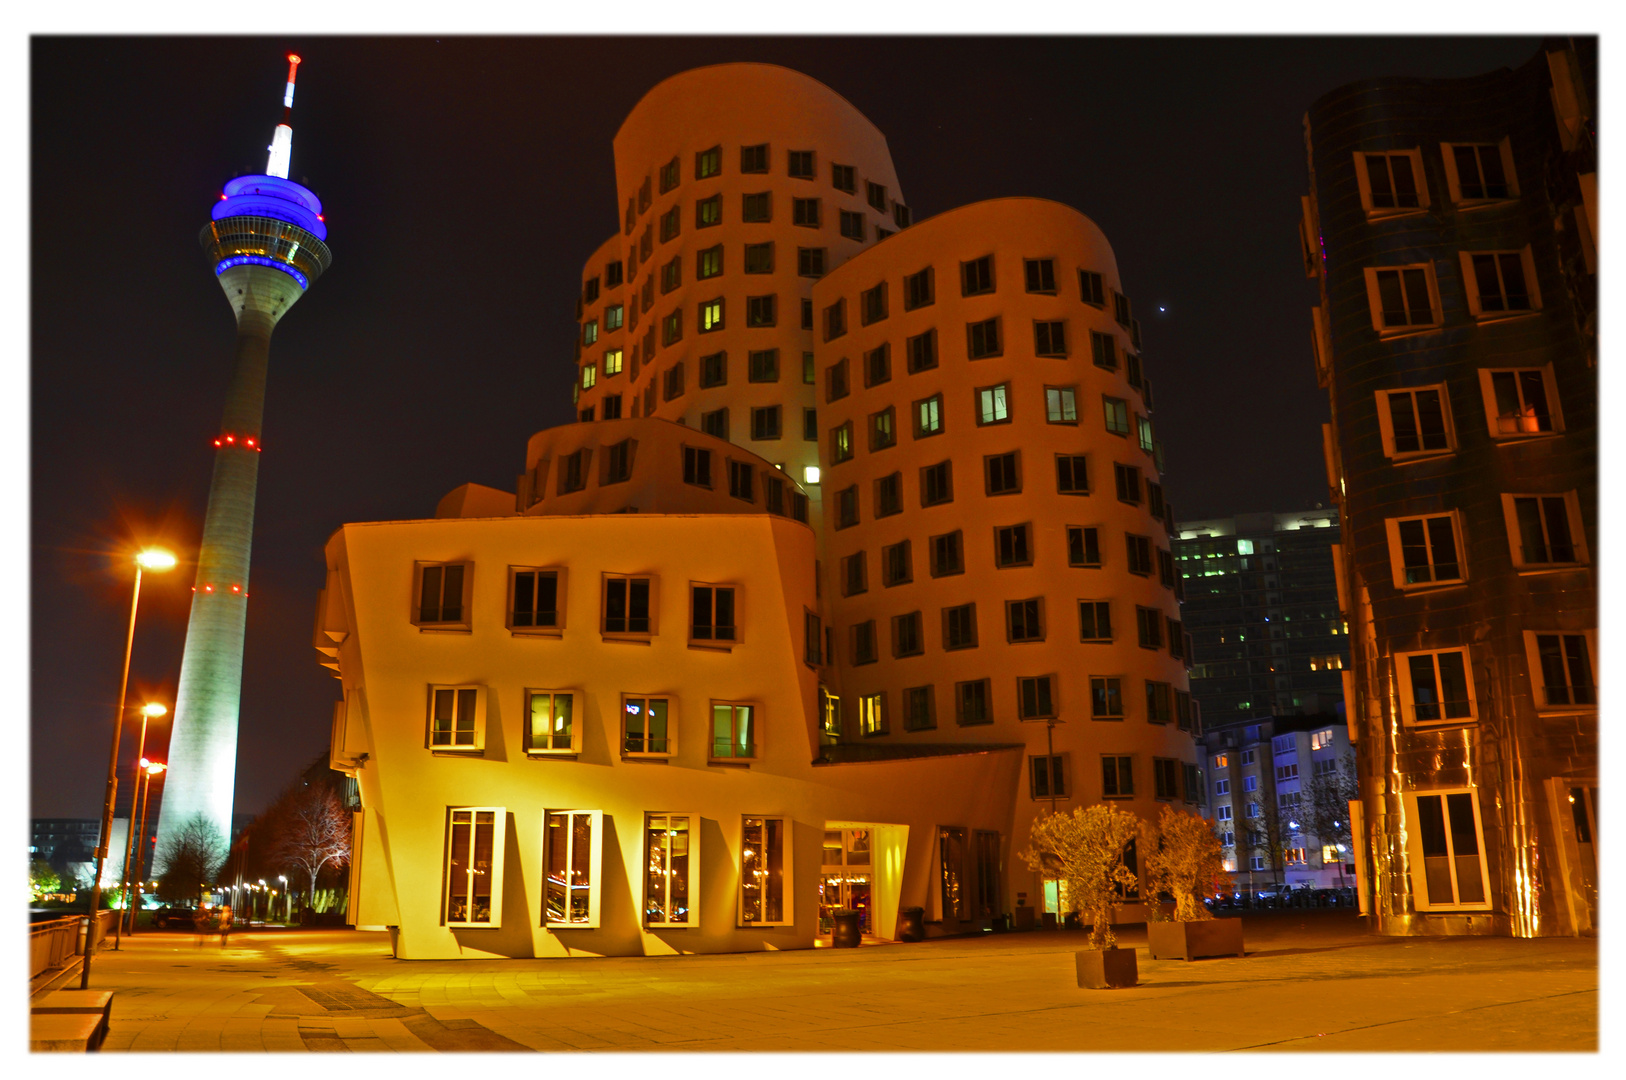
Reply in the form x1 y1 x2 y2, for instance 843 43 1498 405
897 906 925 943
832 909 862 948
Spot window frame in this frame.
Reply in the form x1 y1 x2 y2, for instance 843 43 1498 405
1522 630 1597 713
710 701 758 763
1403 789 1493 912
858 692 887 736
1352 149 1429 219
1500 491 1588 571
689 581 740 648
414 561 473 631
427 684 486 752
541 808 603 928
507 566 566 636
956 678 992 726
976 384 1011 427
1477 365 1564 440
1384 511 1467 590
1458 247 1541 321
621 694 675 758
738 814 795 926
943 602 977 651
1101 755 1134 799
1375 384 1457 461
1439 139 1519 207
1030 753 1070 800
601 572 657 640
1068 526 1102 568
1034 320 1067 358
1017 674 1057 720
644 811 700 927
525 689 580 755
1394 647 1478 728
444 806 505 928
984 450 1021 496
1005 596 1045 644
1364 264 1443 336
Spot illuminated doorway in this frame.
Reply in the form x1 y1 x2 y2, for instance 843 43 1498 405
819 828 872 936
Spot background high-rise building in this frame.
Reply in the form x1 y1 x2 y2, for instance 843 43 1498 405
1304 41 1596 937
1174 510 1348 723
157 57 332 852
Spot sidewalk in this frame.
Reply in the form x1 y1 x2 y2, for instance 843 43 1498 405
83 912 1597 1052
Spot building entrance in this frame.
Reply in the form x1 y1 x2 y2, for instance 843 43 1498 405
819 829 873 936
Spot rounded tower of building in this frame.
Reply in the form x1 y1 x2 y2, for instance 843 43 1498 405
157 55 332 850
569 64 911 536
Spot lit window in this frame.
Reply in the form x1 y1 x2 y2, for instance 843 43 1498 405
711 702 756 761
445 808 504 927
1046 387 1078 424
622 696 672 756
525 690 577 753
916 393 944 437
859 692 887 735
581 363 597 390
697 245 723 279
1103 396 1130 436
428 685 484 750
700 298 724 333
603 348 623 376
542 809 601 926
978 384 1010 426
645 813 698 926
740 816 793 926
1479 367 1560 438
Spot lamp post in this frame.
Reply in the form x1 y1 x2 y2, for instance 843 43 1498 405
83 547 176 989
278 875 288 924
115 702 168 946
129 760 167 937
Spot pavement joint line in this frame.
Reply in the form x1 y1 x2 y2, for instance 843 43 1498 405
1228 987 1601 1051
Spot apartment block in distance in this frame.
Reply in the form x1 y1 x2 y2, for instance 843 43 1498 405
1303 40 1596 937
320 64 1200 959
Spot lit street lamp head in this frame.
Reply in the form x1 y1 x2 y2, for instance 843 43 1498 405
141 702 168 718
136 548 177 571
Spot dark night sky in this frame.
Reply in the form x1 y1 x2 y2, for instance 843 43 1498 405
30 35 1545 821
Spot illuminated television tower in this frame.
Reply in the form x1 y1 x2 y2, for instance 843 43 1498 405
155 55 332 852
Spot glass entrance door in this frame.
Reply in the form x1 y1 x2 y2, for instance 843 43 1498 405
819 829 873 936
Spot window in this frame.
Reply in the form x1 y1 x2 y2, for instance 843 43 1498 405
1007 598 1044 643
1405 790 1490 910
831 163 856 192
874 471 903 516
621 696 672 756
580 363 598 392
1241 749 1255 766
803 407 818 442
961 255 994 296
1023 257 1057 294
1114 463 1141 504
780 148 814 178
582 318 600 347
930 530 964 577
693 351 725 389
978 385 1011 426
1126 352 1142 389
805 610 823 665
1046 387 1079 425
1216 777 1231 797
852 620 878 666
1395 648 1476 726
1102 755 1134 798
840 210 866 241
700 298 724 334
1376 385 1453 459
1504 493 1585 568
763 475 786 516
824 298 846 341
558 448 591 494
1091 330 1117 370
891 203 911 229
1365 265 1440 333
1030 754 1069 800
1113 292 1132 327
1126 534 1153 575
803 352 815 385
645 813 698 926
1103 396 1130 436
1156 549 1175 589
957 679 991 725
1147 482 1165 519
1461 249 1538 318
416 562 469 627
663 310 684 348
842 551 867 597
798 246 826 277
858 284 889 327
1481 367 1560 438
1079 600 1111 642
921 460 953 506
944 603 977 650
1068 526 1101 567
902 266 937 311
744 293 777 328
735 143 767 173
742 193 772 223
1153 758 1180 799
696 193 722 229
865 344 892 388
428 685 484 750
710 702 756 762
802 299 813 330
1276 763 1299 783
603 345 624 376
742 241 775 276
682 446 712 488
605 261 624 288
835 484 858 529
542 809 601 926
727 459 755 502
445 808 503 926
1137 415 1154 454
1055 455 1089 496
1177 695 1194 733
994 523 1032 568
691 584 737 644
510 568 561 631
697 244 723 280
870 410 899 453
602 439 634 484
1167 618 1184 658
1310 728 1336 752
1526 632 1596 710
858 692 886 735
1352 149 1428 217
882 539 912 587
1243 777 1257 794
1033 321 1067 358
1079 269 1105 306
602 575 653 636
1018 675 1056 720
985 451 1020 495
1386 512 1464 588
860 180 885 212
659 204 681 243
916 393 944 437
1443 140 1516 204
584 277 600 305
739 815 792 926
967 317 1002 359
793 198 821 228
893 611 924 658
1136 606 1164 650
830 421 854 466
662 361 685 401
701 408 728 440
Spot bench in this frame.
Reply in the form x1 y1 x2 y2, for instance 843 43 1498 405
33 989 113 1050
30 1012 104 1052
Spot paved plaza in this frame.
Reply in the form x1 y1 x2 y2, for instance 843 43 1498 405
66 911 1595 1053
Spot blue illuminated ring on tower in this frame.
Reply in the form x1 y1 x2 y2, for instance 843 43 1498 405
200 216 332 286
213 254 309 290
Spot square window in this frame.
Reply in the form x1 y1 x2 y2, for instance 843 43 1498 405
1355 150 1428 217
740 144 769 173
794 198 821 228
967 317 1002 359
1502 492 1587 569
906 329 938 373
1364 264 1441 334
1395 648 1476 725
621 696 673 755
527 691 579 754
1018 675 1056 719
961 255 995 296
710 702 757 761
1459 248 1540 319
746 348 779 383
831 163 856 192
840 210 867 241
1035 320 1067 357
1524 631 1596 710
916 393 945 438
1024 258 1057 294
746 294 777 327
930 530 964 577
798 246 827 277
892 611 924 658
1047 388 1079 425
1385 512 1464 588
743 240 774 272
921 460 953 506
644 812 699 926
957 678 992 725
1479 366 1562 439
697 245 723 279
1068 526 1102 567
415 562 470 628
1079 600 1111 642
1441 140 1517 204
1007 597 1044 643
445 807 504 926
1101 755 1134 797
428 685 484 750
602 575 654 637
978 384 1011 426
788 149 815 179
690 583 738 645
985 451 1020 495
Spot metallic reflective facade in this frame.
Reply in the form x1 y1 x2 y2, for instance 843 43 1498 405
1304 43 1596 936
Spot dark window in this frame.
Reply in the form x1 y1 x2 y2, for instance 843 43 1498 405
750 406 782 440
1470 252 1532 313
1114 292 1132 327
1396 515 1462 584
842 552 867 597
788 150 815 179
906 329 938 373
1056 455 1089 495
793 198 821 228
700 351 727 388
605 261 624 288
921 460 952 506
798 247 827 278
728 459 754 502
986 451 1020 495
866 181 888 212
661 256 682 294
510 569 558 629
700 407 728 439
691 585 737 643
683 446 712 488
824 299 846 341
830 421 853 463
967 317 1002 359
1158 548 1176 587
836 485 859 529
559 448 590 494
740 144 769 173
861 282 888 325
892 202 911 228
903 685 934 730
904 267 935 310
882 540 912 587
1079 269 1104 306
604 439 634 484
874 472 903 516
944 603 977 650
1091 330 1117 370
961 255 995 296
892 611 923 658
638 175 652 212
1114 463 1141 504
742 193 772 223
1019 676 1055 720
1024 258 1057 293
831 163 856 192
1535 634 1595 706
1091 678 1124 719
852 620 877 665
805 611 822 665
1031 755 1067 799
418 563 466 624
603 576 651 634
601 395 622 420
1451 144 1511 200
659 204 680 242
1153 757 1180 797
870 406 896 450
1068 526 1102 567
827 358 850 402
995 523 1032 568
840 210 866 241
1007 598 1043 643
1514 495 1577 564
763 475 786 516
1126 352 1142 389
743 241 774 273
931 531 964 577
1035 321 1067 357
1079 600 1111 642
1363 152 1421 210
802 299 814 330
1167 619 1184 659
1102 755 1134 797
1126 534 1153 575
803 407 818 441
957 679 991 725
583 277 600 305
1374 267 1436 328
746 294 777 327
748 348 779 383
1136 606 1164 650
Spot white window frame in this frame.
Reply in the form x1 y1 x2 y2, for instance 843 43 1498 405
1457 247 1541 321
1477 365 1564 441
622 694 675 759
1374 384 1456 462
1500 491 1589 571
1521 630 1597 713
1363 264 1443 337
541 808 603 928
427 685 486 752
738 814 795 927
1384 510 1467 591
710 701 758 763
444 806 506 928
644 812 701 928
1394 647 1478 728
1352 148 1430 219
413 560 472 631
1403 788 1493 912
1439 138 1519 207
525 689 580 755
507 566 566 636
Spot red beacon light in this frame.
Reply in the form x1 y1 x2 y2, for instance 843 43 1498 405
230 585 241 593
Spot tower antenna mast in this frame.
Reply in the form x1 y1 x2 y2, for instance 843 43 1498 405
266 53 301 179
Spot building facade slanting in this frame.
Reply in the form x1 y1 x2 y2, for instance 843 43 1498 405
325 63 1201 958
1303 40 1597 937
1174 510 1348 723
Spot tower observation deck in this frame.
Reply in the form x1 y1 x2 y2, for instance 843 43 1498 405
155 55 332 853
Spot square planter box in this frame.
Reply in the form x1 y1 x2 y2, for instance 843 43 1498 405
1076 947 1138 989
1146 917 1245 961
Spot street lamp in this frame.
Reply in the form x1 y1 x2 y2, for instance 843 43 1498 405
115 702 169 946
128 760 167 937
278 875 288 924
83 546 176 989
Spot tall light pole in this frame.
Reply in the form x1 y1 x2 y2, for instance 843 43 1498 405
83 547 176 988
278 875 288 924
130 760 167 934
115 702 168 946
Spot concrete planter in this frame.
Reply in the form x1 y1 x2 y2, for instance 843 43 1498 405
1146 917 1245 961
1012 905 1036 931
1075 946 1138 989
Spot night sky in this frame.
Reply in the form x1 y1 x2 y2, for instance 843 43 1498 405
30 36 1545 822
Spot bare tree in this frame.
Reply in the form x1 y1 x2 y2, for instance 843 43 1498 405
266 782 351 915
155 815 225 904
1304 749 1360 885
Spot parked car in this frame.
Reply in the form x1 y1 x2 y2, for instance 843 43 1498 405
148 905 193 929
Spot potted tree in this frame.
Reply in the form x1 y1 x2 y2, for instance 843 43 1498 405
1021 804 1141 989
1143 806 1243 961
